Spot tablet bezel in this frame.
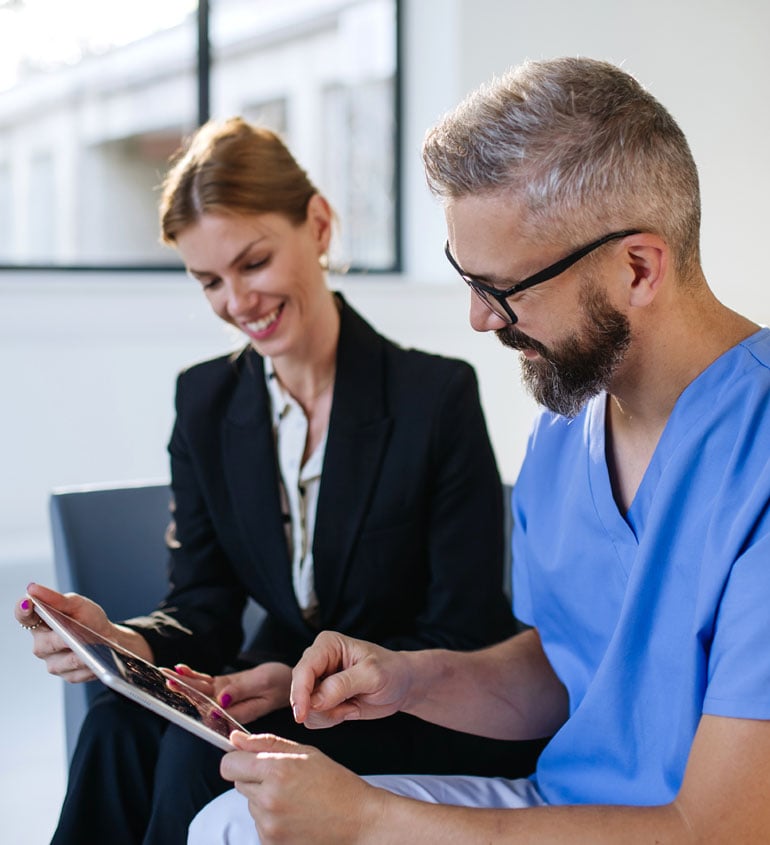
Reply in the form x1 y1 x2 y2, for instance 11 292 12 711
31 596 248 752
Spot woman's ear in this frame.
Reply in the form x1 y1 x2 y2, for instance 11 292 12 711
306 193 333 254
621 233 669 308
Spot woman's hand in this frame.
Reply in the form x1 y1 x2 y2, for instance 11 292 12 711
15 582 153 682
172 662 293 724
15 583 116 682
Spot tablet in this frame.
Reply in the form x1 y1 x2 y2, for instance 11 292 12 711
31 597 249 751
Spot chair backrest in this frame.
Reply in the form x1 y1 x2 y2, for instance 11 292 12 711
50 480 173 761
51 481 172 617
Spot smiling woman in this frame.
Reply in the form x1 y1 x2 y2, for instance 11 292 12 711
15 116 541 844
160 118 342 404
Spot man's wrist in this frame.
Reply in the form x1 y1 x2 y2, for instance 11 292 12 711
399 648 446 716
355 782 391 844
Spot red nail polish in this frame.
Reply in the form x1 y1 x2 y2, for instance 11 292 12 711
220 693 232 708
20 599 30 611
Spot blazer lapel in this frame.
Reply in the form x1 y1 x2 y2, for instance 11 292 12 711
222 349 303 626
313 299 393 624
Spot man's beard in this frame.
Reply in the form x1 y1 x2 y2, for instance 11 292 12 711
496 283 631 418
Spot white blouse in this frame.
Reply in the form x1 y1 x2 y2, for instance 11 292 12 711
264 357 328 626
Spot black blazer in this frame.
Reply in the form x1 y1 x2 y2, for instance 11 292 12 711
132 296 515 671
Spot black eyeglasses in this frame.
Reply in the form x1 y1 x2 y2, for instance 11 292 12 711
444 229 641 324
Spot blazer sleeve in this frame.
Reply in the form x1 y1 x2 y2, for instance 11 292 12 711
379 361 516 652
122 370 247 672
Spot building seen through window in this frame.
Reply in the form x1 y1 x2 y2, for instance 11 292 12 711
0 0 398 271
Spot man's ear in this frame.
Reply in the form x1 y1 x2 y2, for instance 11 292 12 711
307 193 333 255
621 233 668 308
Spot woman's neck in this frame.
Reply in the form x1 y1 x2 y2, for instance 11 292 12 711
272 291 341 415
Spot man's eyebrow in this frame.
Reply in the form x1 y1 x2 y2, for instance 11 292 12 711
469 269 513 286
461 262 519 288
449 244 521 287
188 239 265 277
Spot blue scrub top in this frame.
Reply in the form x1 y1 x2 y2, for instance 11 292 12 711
512 328 770 806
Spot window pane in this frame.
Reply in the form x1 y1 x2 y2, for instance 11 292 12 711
209 0 398 272
0 0 198 265
0 0 399 271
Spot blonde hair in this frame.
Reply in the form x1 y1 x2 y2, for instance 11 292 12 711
160 117 318 244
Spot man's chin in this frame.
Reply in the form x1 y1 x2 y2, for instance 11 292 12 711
520 358 594 418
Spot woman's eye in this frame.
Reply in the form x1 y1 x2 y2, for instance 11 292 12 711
202 278 222 291
244 257 269 272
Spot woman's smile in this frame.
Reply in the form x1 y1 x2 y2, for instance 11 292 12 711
243 303 285 340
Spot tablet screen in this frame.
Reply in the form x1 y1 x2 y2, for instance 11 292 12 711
32 597 249 751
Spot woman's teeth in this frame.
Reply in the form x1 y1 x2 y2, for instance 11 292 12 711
246 305 282 333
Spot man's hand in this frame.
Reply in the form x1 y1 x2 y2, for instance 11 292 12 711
290 631 414 729
222 732 386 845
172 663 293 724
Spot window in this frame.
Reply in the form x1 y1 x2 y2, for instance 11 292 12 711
0 0 400 271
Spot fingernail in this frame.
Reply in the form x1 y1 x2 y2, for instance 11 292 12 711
26 582 35 591
173 664 187 674
220 693 232 708
292 704 300 722
211 710 221 720
20 599 30 611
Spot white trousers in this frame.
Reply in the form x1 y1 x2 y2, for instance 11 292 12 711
187 773 546 844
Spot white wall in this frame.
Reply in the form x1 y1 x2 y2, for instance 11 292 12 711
3 0 770 569
1 275 531 569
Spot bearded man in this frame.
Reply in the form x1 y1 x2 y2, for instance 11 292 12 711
189 57 770 845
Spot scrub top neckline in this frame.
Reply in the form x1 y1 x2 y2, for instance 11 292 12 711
588 327 768 546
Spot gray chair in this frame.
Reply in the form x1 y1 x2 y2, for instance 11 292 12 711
50 480 174 761
49 479 265 761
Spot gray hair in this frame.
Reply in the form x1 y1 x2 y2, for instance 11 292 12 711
422 57 701 277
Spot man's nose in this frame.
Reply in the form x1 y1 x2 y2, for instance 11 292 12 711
469 292 509 333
